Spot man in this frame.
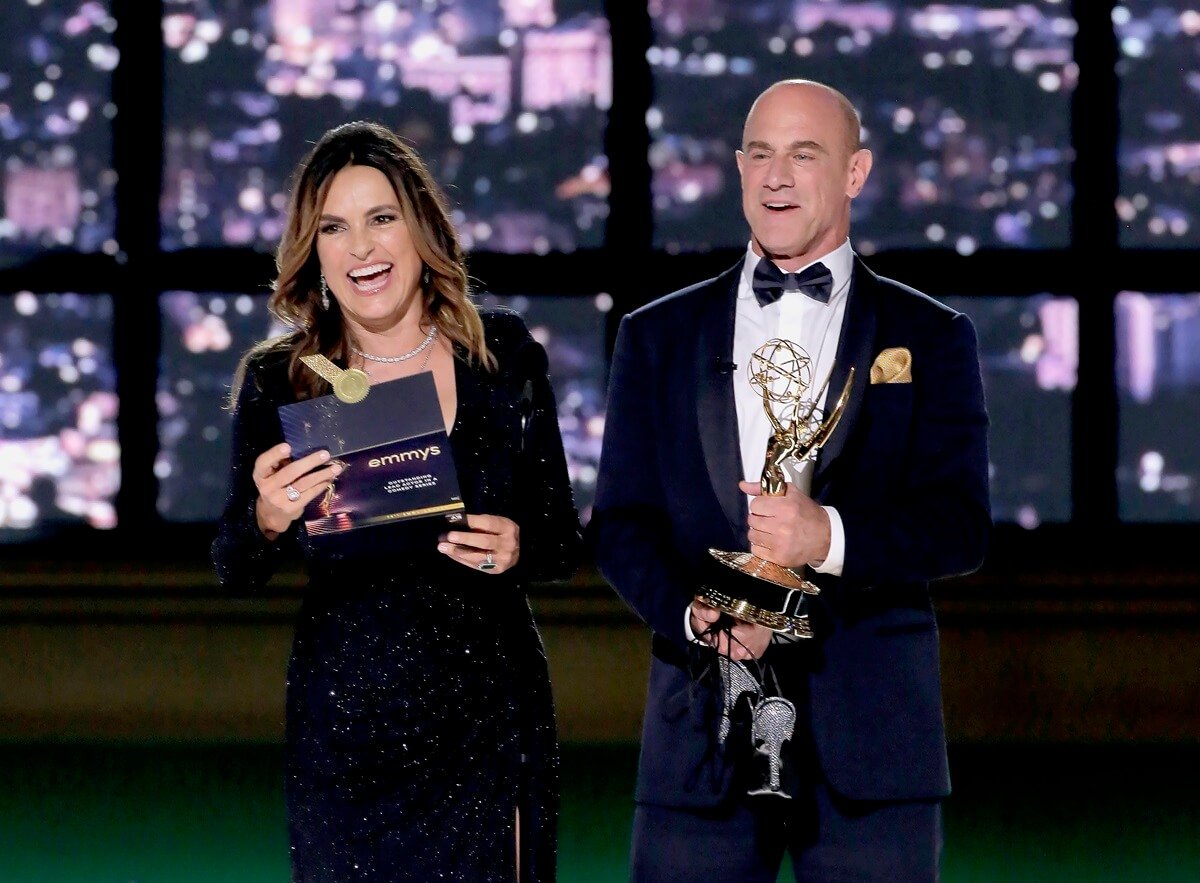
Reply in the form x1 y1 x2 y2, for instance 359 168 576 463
592 80 990 881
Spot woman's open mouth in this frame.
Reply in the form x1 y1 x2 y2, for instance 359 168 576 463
347 262 393 293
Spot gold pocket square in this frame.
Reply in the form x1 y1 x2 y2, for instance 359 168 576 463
870 347 912 384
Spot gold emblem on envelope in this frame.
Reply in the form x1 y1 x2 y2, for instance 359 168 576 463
869 347 912 384
300 354 371 404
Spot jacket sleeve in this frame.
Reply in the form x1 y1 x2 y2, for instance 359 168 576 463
591 314 700 649
210 357 296 593
838 311 991 589
512 335 583 583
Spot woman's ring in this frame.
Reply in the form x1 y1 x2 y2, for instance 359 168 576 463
285 485 301 502
479 551 497 571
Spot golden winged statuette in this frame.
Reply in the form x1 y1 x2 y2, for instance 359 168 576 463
698 339 854 638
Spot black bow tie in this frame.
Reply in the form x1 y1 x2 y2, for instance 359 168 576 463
752 260 834 307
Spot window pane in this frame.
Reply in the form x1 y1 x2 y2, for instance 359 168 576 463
650 1 1075 253
1116 2 1200 246
161 0 610 253
1116 292 1200 520
0 1 118 265
157 291 284 521
943 294 1076 526
0 292 119 537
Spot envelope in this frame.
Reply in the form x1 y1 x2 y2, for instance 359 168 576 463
277 367 464 545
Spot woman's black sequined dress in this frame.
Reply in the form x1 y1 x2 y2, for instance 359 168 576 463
212 311 580 882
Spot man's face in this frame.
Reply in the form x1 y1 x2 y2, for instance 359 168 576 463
736 84 871 272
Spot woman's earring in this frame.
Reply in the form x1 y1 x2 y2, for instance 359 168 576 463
422 267 431 288
319 275 330 310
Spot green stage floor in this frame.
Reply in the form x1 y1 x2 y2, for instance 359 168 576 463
1 744 1197 881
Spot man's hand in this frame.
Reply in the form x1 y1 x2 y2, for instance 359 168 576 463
741 480 831 569
690 600 773 660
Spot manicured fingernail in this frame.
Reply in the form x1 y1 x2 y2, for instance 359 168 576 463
437 543 450 553
319 450 330 461
280 444 290 455
331 464 343 476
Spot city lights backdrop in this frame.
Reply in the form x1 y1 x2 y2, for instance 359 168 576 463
161 0 610 252
649 1 1076 253
0 0 1194 545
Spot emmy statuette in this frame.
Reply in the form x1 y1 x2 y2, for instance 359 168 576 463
697 339 854 639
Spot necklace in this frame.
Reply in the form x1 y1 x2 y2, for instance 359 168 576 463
352 326 438 363
417 335 437 372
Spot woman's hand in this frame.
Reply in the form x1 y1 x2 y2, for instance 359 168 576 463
252 443 343 540
438 514 520 574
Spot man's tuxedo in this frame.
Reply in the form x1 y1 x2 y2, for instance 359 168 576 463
592 256 990 810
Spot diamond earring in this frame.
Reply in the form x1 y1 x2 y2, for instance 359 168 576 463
319 275 330 310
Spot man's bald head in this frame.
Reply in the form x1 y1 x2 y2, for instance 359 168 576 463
743 79 862 158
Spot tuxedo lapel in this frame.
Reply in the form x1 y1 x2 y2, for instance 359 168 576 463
813 257 879 496
694 263 747 541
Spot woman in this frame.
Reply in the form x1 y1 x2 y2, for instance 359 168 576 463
212 121 580 881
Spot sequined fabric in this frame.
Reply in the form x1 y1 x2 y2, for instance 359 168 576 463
213 310 581 882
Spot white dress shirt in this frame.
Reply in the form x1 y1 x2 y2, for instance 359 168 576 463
686 239 853 643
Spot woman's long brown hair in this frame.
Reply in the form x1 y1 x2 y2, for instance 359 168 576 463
233 120 493 404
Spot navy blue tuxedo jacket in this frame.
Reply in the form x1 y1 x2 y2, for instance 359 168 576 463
592 257 991 808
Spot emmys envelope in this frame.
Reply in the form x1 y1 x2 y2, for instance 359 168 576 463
277 371 465 543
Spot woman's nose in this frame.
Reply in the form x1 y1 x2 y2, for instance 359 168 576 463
349 226 374 260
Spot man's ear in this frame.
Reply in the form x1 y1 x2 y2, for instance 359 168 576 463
846 148 873 199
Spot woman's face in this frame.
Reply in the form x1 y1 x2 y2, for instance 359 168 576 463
315 163 425 334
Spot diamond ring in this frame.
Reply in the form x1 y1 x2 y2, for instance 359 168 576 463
285 485 301 502
478 551 497 571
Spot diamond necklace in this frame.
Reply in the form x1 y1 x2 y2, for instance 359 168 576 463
351 325 438 363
